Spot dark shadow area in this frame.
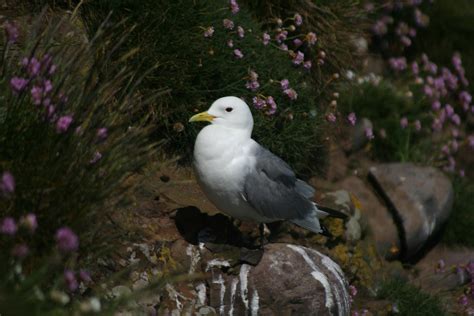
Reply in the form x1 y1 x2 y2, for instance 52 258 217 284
174 206 248 247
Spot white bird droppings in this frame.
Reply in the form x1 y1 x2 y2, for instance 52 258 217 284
195 282 207 306
250 288 259 316
287 245 334 310
186 244 201 274
239 264 251 310
228 277 239 316
206 259 231 272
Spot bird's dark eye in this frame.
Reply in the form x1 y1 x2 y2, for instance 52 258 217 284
225 107 233 112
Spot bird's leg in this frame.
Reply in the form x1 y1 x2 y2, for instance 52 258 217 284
259 223 265 248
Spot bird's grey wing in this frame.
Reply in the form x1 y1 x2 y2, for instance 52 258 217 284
242 145 316 221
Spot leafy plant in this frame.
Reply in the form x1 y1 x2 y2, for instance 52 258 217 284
0 12 165 315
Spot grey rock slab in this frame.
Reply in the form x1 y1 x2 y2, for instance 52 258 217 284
369 163 453 259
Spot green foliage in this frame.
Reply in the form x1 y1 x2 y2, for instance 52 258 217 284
377 278 448 316
339 80 432 162
0 13 163 314
442 178 474 246
78 0 368 173
414 0 474 88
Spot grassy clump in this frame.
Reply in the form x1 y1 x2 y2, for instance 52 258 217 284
339 80 433 162
377 278 447 316
442 178 474 246
0 13 164 314
79 0 366 174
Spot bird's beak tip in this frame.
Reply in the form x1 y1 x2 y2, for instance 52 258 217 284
189 111 215 123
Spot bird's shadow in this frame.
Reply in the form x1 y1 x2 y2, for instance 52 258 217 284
174 206 248 247
174 206 264 265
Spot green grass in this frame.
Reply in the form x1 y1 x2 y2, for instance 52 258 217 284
377 279 448 316
442 178 474 246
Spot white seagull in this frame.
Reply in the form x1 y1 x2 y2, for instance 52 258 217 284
189 96 345 239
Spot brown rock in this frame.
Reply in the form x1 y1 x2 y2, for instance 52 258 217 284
338 176 400 259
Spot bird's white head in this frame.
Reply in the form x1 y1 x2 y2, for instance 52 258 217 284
189 96 254 133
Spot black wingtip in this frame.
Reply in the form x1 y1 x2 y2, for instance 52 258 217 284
320 223 333 238
318 205 348 219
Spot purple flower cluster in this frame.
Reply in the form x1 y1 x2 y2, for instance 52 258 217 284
229 0 239 14
388 57 407 72
245 71 260 91
55 227 79 253
203 27 214 38
4 21 19 43
252 96 277 115
279 79 298 101
1 171 15 196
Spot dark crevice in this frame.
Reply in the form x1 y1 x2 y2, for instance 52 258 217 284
367 172 408 260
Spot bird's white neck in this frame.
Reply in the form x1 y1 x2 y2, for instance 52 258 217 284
194 124 252 162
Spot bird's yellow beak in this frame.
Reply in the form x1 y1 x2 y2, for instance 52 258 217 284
189 111 215 123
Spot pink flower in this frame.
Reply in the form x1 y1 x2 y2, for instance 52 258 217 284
294 13 303 26
90 151 102 164
233 49 243 59
303 60 312 69
347 112 357 126
444 104 454 117
245 80 260 91
414 120 421 131
292 51 304 65
365 127 374 140
79 270 92 283
223 19 234 30
280 79 290 90
459 295 468 306
279 44 288 51
203 26 214 38
237 26 245 38
293 38 303 47
227 39 234 48
266 96 277 115
431 100 441 111
229 0 240 14
11 244 29 258
400 117 408 129
275 31 288 43
1 171 15 195
249 71 258 82
21 213 37 233
349 285 358 297
31 85 43 105
284 88 298 100
64 270 78 292
306 32 317 46
451 114 461 125
411 61 419 75
252 96 266 109
468 135 474 149
262 33 270 45
0 217 17 235
326 113 336 123
26 57 41 77
55 227 79 253
4 21 19 43
10 77 28 93
97 128 108 140
56 115 73 133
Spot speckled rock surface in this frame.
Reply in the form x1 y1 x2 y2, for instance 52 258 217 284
208 243 350 316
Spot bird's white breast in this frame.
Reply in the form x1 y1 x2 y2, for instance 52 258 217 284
193 125 268 221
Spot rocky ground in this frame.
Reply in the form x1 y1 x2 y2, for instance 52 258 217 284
92 132 473 315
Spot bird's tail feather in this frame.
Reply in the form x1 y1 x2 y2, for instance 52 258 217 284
291 216 322 234
317 205 348 219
